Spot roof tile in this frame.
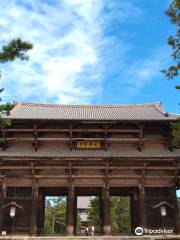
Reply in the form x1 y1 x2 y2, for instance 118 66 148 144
0 149 180 158
5 102 178 121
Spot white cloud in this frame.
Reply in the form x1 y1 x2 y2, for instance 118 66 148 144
0 0 105 103
0 0 144 104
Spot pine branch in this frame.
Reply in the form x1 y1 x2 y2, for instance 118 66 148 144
0 38 33 63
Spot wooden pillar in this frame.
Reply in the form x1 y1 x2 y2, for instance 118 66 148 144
170 186 180 234
101 186 111 235
66 185 75 235
130 195 135 234
41 195 45 234
73 195 77 235
30 179 38 236
37 190 44 235
0 179 6 232
132 188 139 230
99 195 103 234
138 184 146 228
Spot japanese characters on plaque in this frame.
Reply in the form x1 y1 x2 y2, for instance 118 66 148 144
76 140 101 149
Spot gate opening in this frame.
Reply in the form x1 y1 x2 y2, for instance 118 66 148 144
44 196 67 235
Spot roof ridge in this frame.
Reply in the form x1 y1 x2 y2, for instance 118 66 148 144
6 101 178 121
19 102 162 108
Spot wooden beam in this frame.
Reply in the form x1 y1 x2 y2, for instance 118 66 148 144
6 137 70 141
4 128 141 133
5 137 165 144
0 165 178 171
1 174 178 179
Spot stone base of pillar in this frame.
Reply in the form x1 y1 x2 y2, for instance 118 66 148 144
66 225 74 235
29 232 37 237
102 224 111 235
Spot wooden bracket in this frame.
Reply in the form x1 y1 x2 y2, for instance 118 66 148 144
139 160 146 184
32 124 39 151
68 160 73 184
32 178 39 199
30 161 35 175
69 123 73 151
138 124 143 152
103 159 110 188
104 125 108 151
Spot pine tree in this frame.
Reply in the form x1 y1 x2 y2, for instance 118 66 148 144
0 38 33 126
87 196 131 235
161 1 180 147
162 0 180 86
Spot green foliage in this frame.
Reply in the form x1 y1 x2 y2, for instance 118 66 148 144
44 200 54 233
87 197 101 234
177 196 180 218
162 0 180 86
0 38 33 63
171 121 180 147
44 196 81 234
87 196 131 235
110 197 131 235
44 197 67 234
0 97 16 127
76 213 81 234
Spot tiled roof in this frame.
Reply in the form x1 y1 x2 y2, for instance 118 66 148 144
5 102 178 121
0 149 180 158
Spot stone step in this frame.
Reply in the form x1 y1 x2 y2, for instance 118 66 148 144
0 235 180 240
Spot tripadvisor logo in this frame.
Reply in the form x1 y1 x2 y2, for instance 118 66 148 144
135 227 174 235
135 227 143 236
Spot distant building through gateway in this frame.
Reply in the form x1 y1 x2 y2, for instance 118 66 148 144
77 196 91 225
0 102 179 236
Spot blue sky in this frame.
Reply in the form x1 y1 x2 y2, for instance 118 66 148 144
0 0 179 115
